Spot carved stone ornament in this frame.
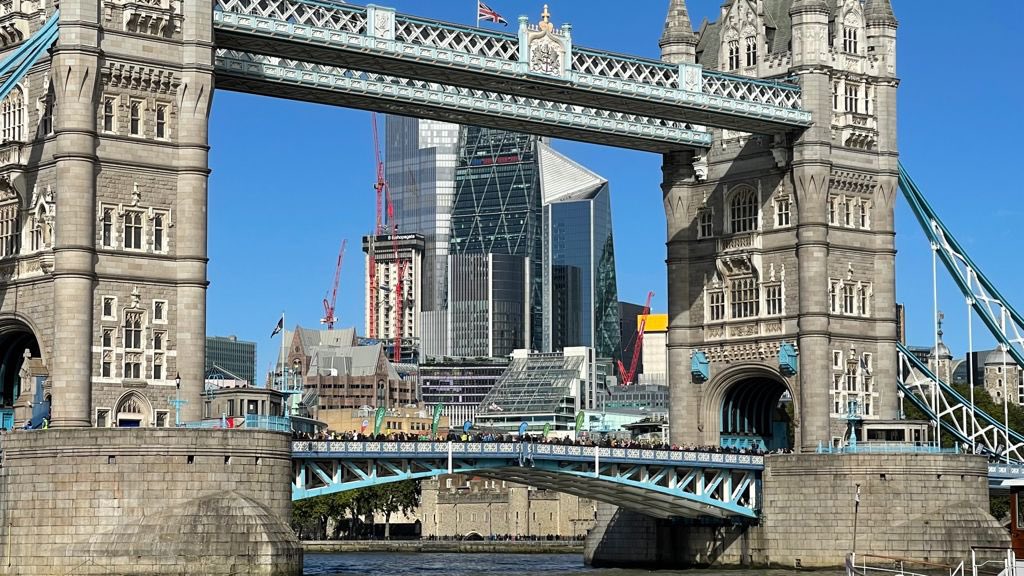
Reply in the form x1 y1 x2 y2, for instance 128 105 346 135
131 182 141 206
105 0 183 38
130 286 141 309
716 254 754 278
102 61 180 95
526 6 566 77
0 174 18 202
692 154 708 182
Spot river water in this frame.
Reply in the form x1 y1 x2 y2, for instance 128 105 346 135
303 552 842 575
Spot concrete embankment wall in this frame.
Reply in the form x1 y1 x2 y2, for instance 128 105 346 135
586 453 1009 569
0 429 302 576
303 540 584 554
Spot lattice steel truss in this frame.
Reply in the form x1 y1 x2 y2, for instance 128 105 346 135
291 441 763 519
212 0 811 137
897 342 1024 463
214 50 713 152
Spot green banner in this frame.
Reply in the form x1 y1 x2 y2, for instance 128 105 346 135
575 411 585 432
542 423 551 437
373 407 387 435
430 403 444 438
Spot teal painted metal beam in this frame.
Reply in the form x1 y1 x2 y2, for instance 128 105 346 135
0 12 59 104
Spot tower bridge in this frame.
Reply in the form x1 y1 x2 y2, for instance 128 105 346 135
0 0 1018 573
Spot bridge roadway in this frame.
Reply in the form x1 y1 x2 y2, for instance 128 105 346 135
211 0 811 152
291 440 764 520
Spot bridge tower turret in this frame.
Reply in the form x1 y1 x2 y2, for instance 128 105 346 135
663 0 900 451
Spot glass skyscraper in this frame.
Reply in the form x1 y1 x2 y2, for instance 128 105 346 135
451 127 543 351
385 116 460 357
539 142 621 360
205 335 256 385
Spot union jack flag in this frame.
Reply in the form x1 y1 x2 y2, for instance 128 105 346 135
477 1 507 26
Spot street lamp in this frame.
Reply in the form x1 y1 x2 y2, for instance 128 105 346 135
172 372 183 426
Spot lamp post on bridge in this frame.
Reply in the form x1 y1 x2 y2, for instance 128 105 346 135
170 373 188 426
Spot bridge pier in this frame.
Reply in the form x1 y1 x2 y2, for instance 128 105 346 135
0 429 301 575
585 453 1008 569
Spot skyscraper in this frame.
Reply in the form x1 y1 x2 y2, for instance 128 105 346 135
385 116 460 357
205 335 256 386
451 127 543 351
539 142 621 360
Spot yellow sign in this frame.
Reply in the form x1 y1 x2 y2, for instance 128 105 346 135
638 313 668 333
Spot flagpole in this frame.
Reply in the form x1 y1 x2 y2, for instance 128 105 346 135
475 0 479 27
279 311 285 390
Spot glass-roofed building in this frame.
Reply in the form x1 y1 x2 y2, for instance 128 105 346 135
475 347 609 433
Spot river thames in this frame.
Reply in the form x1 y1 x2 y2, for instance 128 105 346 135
302 552 843 575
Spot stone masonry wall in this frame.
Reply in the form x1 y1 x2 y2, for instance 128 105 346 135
586 454 1008 569
0 428 301 575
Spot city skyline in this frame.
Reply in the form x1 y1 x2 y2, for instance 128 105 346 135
206 1 1024 378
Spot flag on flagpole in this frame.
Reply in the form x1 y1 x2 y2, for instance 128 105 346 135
477 1 507 26
271 315 284 337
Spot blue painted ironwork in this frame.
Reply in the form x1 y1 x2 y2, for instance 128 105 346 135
778 343 798 376
897 341 1024 463
213 50 712 152
899 164 1024 373
816 442 958 456
0 12 59 104
211 0 811 140
244 414 292 432
291 441 763 519
691 351 709 382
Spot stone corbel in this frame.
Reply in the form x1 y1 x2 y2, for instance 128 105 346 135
692 154 708 182
770 135 790 168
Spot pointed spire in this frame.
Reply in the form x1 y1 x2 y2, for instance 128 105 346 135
660 0 697 63
864 0 897 26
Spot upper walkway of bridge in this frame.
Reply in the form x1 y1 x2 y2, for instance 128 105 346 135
211 0 811 151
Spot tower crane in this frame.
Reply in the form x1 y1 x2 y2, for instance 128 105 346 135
617 290 654 386
368 112 388 340
320 239 347 330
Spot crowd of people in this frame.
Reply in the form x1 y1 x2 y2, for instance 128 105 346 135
291 429 785 456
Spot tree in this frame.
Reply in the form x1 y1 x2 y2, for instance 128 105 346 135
373 480 422 540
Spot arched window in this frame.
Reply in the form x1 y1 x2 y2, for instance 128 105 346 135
727 40 740 70
745 36 758 67
1 85 24 142
728 188 758 233
114 391 151 427
124 210 143 250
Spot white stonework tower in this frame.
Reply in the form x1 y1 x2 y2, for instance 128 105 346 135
0 0 213 427
663 0 899 451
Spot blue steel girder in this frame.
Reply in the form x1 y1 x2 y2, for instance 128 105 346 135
291 441 763 520
214 50 712 153
211 0 811 137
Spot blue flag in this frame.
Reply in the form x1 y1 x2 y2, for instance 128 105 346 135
518 422 528 436
463 420 472 433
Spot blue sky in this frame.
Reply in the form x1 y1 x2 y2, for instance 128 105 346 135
208 1 1024 378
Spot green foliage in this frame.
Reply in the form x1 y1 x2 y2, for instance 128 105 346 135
903 383 1024 449
291 480 422 540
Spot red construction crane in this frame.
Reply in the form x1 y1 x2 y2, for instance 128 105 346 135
368 112 388 340
320 239 347 330
617 290 654 386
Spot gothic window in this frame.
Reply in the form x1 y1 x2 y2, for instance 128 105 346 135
858 284 871 316
153 300 166 323
859 201 870 229
833 81 840 111
730 277 759 319
764 283 783 316
698 208 713 238
39 84 54 136
745 36 757 67
727 40 740 70
828 196 838 225
101 328 113 348
101 352 112 378
30 219 42 251
833 350 843 369
153 330 165 351
124 311 143 350
842 283 855 314
708 289 726 322
843 198 853 227
129 100 142 136
123 210 143 250
843 27 858 54
153 354 164 380
844 84 860 113
775 196 791 227
102 97 116 133
155 104 167 139
728 188 758 233
1 85 24 142
102 296 116 319
153 213 165 252
101 208 114 247
0 199 18 258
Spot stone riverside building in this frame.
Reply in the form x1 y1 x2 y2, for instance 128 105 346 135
420 475 596 539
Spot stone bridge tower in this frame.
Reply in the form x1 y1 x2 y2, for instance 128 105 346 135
0 0 212 428
661 0 899 451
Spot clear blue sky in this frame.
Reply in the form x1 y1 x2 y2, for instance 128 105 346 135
207 1 1024 379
